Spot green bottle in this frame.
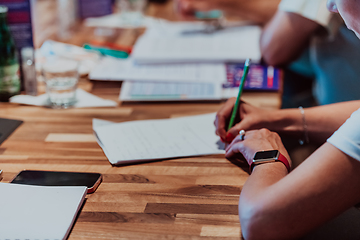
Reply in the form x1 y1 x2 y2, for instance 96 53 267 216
0 6 20 102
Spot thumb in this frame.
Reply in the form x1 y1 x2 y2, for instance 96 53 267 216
225 127 241 142
225 121 248 143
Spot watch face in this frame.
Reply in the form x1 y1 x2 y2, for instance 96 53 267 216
253 150 279 160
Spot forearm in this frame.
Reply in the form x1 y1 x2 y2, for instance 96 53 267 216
239 143 360 240
239 163 289 240
260 11 321 66
266 101 360 143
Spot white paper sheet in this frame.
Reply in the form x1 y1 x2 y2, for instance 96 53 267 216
89 57 226 83
84 14 159 29
0 183 87 240
119 81 222 101
132 22 262 64
10 89 117 108
93 113 225 165
37 40 101 76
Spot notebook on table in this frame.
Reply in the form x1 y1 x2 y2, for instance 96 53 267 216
0 183 87 240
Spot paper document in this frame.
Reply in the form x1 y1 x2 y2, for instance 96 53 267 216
120 81 222 101
0 183 87 240
90 57 226 83
93 113 225 165
118 62 282 102
85 14 159 29
132 21 262 64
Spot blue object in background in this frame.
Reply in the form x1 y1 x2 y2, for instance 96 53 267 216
195 10 223 20
224 63 281 91
0 0 34 48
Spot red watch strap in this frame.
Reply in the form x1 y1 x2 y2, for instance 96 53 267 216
250 152 291 173
277 153 291 173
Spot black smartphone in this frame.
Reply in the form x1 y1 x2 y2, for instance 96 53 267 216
11 170 102 194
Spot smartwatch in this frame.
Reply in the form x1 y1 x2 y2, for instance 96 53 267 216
250 150 291 173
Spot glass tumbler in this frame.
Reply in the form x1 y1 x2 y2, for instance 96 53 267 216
42 58 79 109
117 0 147 27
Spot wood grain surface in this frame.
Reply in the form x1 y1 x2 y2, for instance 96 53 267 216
0 1 282 239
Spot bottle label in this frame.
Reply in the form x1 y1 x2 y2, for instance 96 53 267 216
0 64 21 94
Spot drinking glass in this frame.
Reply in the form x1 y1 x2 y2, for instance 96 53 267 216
42 58 78 109
117 0 147 27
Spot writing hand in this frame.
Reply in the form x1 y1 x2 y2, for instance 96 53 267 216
214 97 272 143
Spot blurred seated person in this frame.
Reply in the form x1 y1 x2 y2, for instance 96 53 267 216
175 0 281 25
177 0 360 106
261 0 360 106
212 0 360 238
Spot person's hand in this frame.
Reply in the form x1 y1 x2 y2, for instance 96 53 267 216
174 0 238 20
225 128 291 167
214 97 273 143
175 0 219 16
174 0 280 24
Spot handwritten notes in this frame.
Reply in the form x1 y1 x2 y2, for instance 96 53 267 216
93 113 225 165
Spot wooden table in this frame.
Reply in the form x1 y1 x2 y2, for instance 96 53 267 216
0 1 282 239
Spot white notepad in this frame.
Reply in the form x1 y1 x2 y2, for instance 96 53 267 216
132 21 262 64
119 81 222 101
89 57 227 83
93 113 225 165
0 183 87 240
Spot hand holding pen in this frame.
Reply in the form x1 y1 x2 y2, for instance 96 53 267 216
214 59 275 143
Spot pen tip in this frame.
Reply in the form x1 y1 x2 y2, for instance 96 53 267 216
245 58 251 66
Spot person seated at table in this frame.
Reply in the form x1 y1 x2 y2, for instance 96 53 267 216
261 0 360 106
175 0 280 25
213 0 360 238
177 0 360 106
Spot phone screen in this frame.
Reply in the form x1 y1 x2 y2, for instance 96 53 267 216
11 170 102 193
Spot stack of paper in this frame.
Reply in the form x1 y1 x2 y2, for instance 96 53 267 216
0 183 87 240
93 113 225 165
89 56 226 101
131 20 262 64
89 20 268 102
89 57 227 83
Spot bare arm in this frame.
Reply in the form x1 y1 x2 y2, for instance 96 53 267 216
215 98 360 144
268 100 360 143
239 143 360 240
225 130 360 239
260 11 322 66
175 0 280 25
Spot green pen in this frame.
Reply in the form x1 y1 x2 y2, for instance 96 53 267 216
227 58 251 131
83 44 129 58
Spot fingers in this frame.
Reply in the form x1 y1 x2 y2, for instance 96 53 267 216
225 139 244 158
214 114 228 142
227 124 245 140
215 97 236 140
224 129 286 165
